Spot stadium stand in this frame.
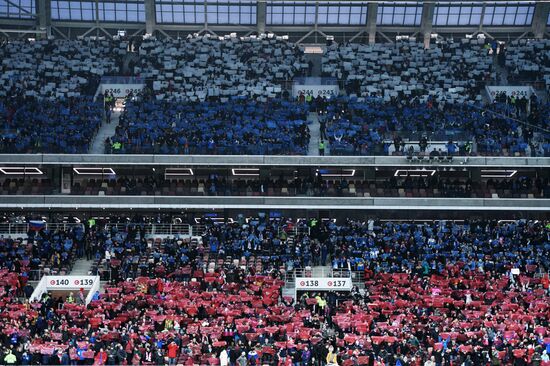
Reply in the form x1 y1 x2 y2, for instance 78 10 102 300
7 174 548 198
1 2 550 365
322 39 493 103
0 36 548 156
322 96 546 157
0 96 103 153
0 38 126 98
136 34 307 101
0 217 549 365
108 95 310 155
505 39 550 88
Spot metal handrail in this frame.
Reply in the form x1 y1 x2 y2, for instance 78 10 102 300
0 223 196 236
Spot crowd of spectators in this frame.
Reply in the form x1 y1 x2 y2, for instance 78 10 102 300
0 37 126 153
1 36 549 156
0 223 86 282
3 172 550 198
0 95 103 153
135 34 307 101
0 38 126 99
108 94 310 155
64 174 550 199
505 39 550 89
316 95 547 157
1 217 549 365
322 38 493 103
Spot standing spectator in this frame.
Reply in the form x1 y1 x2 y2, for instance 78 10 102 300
3 349 17 365
167 341 178 365
94 348 108 365
220 349 229 366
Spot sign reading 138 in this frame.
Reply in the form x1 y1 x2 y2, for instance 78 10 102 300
295 277 353 291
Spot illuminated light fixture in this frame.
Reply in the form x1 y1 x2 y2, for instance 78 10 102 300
317 169 356 177
231 168 259 176
481 169 517 178
394 169 436 177
0 167 43 175
194 217 234 224
73 167 116 175
165 168 194 177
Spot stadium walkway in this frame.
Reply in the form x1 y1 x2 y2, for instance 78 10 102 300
71 259 94 276
307 112 330 156
90 111 120 154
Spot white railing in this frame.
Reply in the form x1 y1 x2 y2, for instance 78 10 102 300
0 223 200 237
284 266 357 285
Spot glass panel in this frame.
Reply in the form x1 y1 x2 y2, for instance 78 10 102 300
393 12 405 24
514 12 527 25
377 2 420 26
173 11 183 22
483 2 535 26
97 0 143 22
0 0 36 18
470 13 481 24
327 11 338 24
458 12 471 25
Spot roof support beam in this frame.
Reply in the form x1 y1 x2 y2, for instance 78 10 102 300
366 2 378 44
257 0 266 34
36 0 51 38
144 0 156 35
532 1 549 39
420 1 434 49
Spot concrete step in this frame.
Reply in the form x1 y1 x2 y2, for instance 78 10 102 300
70 259 94 276
89 111 121 154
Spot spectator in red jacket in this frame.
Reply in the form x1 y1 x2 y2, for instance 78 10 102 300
94 348 108 365
167 341 178 365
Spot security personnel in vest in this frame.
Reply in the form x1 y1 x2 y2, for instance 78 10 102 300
87 218 96 230
112 141 122 152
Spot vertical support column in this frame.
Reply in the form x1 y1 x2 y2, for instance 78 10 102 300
366 2 378 44
36 0 51 39
478 3 486 34
314 0 319 43
420 2 434 49
95 0 99 34
203 0 207 32
532 2 549 39
257 0 266 35
144 0 156 35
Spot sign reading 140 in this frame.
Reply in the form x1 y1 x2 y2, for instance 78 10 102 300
48 277 95 287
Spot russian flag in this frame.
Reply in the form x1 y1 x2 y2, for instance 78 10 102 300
29 220 45 231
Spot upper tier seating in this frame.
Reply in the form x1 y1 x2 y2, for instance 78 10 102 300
505 39 550 88
0 96 103 153
322 38 493 103
109 95 310 155
0 38 127 99
136 34 306 101
320 96 547 157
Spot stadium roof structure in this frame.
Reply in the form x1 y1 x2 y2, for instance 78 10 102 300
0 0 548 43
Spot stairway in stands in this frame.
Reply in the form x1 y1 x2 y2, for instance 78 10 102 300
89 111 121 154
70 258 94 276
